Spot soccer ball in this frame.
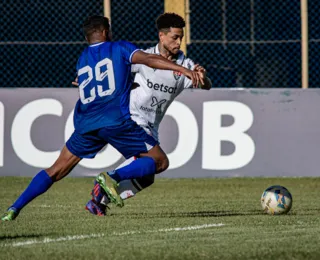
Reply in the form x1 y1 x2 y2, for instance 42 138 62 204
261 185 292 215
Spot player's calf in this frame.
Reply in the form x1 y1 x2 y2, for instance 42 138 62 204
119 174 155 200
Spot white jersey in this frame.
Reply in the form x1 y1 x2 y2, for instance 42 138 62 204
130 44 195 141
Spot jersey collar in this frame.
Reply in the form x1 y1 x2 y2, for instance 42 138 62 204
89 42 104 47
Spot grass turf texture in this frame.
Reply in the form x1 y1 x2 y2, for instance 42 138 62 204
0 177 320 260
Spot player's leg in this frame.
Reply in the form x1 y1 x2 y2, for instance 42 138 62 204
101 145 167 201
118 175 155 199
101 121 168 183
1 145 81 221
90 158 158 210
116 144 168 198
115 121 167 198
113 144 168 197
91 120 168 209
2 130 105 221
114 157 156 200
93 148 165 209
99 127 164 202
90 164 157 213
139 143 169 173
46 145 82 181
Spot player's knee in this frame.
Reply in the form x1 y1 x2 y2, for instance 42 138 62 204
45 166 58 181
45 147 80 182
155 155 169 174
162 156 170 171
45 164 69 182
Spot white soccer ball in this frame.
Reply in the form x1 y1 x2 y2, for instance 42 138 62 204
261 185 292 215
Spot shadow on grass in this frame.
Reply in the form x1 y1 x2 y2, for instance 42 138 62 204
0 234 45 241
112 209 264 218
165 210 264 218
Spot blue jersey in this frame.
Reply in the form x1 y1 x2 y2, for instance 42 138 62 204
74 41 139 134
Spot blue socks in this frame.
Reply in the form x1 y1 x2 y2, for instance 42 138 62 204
9 158 156 213
11 170 53 212
108 157 156 182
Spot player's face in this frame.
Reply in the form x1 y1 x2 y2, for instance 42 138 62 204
160 28 184 55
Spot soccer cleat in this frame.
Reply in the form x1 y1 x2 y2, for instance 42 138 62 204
1 208 19 221
85 199 107 216
91 180 109 205
95 172 124 207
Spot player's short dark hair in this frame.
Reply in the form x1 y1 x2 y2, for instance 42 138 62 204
156 13 185 32
83 15 110 39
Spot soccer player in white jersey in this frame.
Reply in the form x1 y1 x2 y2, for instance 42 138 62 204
85 13 212 216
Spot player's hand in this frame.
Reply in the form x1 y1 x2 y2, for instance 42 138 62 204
194 64 206 75
193 64 206 88
72 76 79 87
182 68 201 88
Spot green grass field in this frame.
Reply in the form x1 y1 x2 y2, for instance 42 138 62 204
1 177 320 260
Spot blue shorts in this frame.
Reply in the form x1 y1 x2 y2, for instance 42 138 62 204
66 119 158 159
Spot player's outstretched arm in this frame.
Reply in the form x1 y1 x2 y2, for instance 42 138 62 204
132 51 202 87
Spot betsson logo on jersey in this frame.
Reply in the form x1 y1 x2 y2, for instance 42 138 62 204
147 79 178 94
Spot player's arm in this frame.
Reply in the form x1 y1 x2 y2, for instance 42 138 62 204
132 50 202 87
193 64 212 90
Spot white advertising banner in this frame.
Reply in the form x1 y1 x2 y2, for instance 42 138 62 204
0 88 319 177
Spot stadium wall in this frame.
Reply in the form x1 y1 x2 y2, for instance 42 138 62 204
0 88 318 178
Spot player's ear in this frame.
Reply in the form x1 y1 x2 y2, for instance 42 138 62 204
159 31 164 42
102 29 107 38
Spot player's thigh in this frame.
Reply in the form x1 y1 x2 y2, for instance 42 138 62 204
66 129 107 159
48 130 107 181
100 120 158 159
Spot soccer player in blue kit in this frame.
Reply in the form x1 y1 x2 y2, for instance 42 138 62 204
1 15 201 221
84 13 212 216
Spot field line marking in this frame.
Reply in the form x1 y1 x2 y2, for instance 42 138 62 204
3 223 224 247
